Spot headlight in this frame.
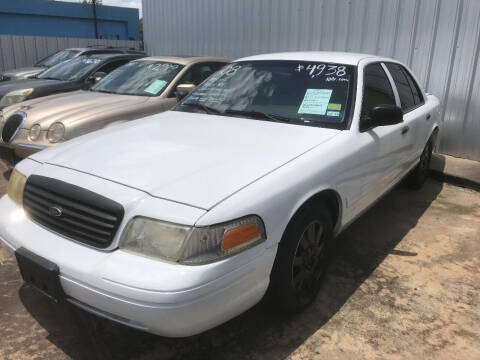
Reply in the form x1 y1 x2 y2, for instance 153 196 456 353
29 124 41 141
7 169 27 206
0 88 34 107
47 122 65 143
119 215 266 264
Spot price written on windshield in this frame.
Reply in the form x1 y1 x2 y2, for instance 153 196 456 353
295 64 347 78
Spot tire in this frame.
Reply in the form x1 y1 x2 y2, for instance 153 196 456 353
0 147 19 167
406 136 434 190
268 203 333 313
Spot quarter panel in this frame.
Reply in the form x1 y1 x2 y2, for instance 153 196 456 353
195 131 361 246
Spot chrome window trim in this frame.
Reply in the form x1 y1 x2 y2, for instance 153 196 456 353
16 143 47 151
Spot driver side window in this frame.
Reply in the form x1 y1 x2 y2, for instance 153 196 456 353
168 62 224 98
96 59 131 75
180 63 218 85
361 63 396 121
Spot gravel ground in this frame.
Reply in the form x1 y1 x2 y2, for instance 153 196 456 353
0 153 479 360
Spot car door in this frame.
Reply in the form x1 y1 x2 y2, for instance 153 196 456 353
384 63 427 167
344 62 408 217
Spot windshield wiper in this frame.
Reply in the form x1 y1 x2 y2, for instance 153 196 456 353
92 89 116 94
225 109 291 123
182 102 222 115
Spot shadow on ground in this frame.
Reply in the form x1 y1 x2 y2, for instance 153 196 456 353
18 180 443 360
0 148 15 182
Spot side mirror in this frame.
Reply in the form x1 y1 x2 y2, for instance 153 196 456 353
175 83 195 101
88 72 107 84
360 104 403 132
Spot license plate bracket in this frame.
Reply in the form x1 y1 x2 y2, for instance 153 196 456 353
15 247 64 302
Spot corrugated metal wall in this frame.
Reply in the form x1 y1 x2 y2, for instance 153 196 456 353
143 0 480 161
0 35 143 72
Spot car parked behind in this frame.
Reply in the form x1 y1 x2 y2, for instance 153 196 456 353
0 53 145 111
0 47 146 83
0 56 229 158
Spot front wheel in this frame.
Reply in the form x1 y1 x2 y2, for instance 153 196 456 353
268 203 333 313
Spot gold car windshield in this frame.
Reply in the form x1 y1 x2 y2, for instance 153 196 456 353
91 61 184 97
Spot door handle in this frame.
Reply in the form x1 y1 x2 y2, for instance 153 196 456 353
401 126 410 135
426 113 431 120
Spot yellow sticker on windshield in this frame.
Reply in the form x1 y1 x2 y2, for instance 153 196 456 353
327 103 341 110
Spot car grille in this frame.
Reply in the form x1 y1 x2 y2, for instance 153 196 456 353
23 175 124 249
1 113 24 143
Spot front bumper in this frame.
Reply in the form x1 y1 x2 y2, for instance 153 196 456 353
0 195 274 337
0 129 51 158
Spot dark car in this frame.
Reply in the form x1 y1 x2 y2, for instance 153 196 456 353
0 47 146 82
0 53 144 109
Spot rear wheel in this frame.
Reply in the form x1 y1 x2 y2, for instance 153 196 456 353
268 203 333 313
406 136 434 190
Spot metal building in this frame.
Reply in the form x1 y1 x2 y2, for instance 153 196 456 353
143 0 480 161
0 0 140 40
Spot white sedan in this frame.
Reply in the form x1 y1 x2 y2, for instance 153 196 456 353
0 52 440 337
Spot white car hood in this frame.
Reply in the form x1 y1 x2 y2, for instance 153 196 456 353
30 111 340 210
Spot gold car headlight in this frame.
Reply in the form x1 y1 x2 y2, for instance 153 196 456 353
47 122 65 143
29 124 41 141
119 215 266 264
0 88 34 107
7 169 27 206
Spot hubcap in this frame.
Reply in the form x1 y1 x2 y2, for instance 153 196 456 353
291 220 326 304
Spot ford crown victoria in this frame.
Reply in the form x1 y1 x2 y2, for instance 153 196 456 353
0 52 440 337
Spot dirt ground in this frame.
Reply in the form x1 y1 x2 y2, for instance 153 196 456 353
0 153 479 360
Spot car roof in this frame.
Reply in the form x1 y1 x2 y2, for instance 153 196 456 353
80 53 144 61
136 56 231 66
236 51 391 66
65 47 143 53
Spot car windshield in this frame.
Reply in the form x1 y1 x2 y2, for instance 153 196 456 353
37 56 102 81
176 60 355 129
35 50 80 68
91 60 183 96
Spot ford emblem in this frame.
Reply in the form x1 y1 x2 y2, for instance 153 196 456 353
49 206 63 218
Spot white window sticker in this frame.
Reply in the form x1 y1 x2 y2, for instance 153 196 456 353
144 79 167 95
298 89 333 115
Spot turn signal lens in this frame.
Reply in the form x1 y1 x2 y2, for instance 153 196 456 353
7 169 27 206
222 223 261 251
180 215 266 264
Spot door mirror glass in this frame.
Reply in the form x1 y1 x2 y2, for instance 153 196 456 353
88 72 107 84
175 83 195 101
361 104 403 131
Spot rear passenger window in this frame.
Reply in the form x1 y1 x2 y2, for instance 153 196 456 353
403 68 423 105
385 63 424 112
361 63 396 119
